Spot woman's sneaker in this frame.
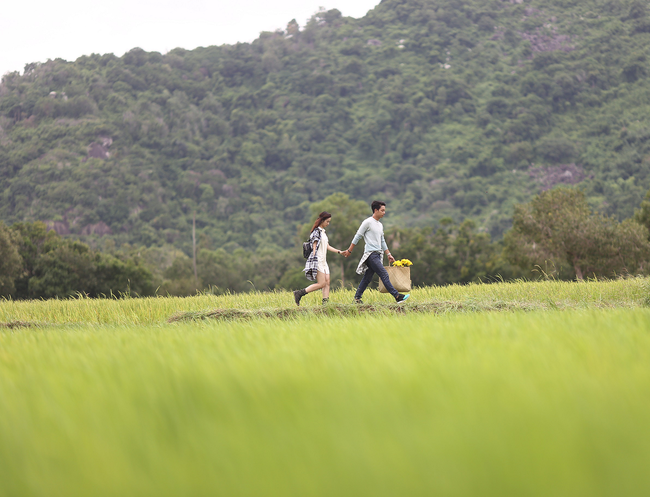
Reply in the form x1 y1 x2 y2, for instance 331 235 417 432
396 294 410 303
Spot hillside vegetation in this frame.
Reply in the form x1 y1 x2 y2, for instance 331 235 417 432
2 0 650 258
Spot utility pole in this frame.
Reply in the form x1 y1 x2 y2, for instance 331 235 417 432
192 211 198 287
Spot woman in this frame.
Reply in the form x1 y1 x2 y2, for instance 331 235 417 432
294 211 344 306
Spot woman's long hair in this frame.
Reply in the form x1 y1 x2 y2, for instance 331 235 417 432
310 211 332 233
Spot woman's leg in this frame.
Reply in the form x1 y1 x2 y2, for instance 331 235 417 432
305 271 326 293
295 271 326 306
322 273 331 298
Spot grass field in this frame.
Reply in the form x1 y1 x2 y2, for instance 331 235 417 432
2 279 650 496
1 277 648 325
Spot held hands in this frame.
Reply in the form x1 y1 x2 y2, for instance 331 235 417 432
337 249 391 260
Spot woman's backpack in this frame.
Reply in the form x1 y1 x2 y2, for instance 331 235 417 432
302 241 312 259
303 229 321 258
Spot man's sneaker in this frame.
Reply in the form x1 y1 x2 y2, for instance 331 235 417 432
396 293 410 303
354 298 363 304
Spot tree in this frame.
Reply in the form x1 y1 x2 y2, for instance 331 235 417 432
160 252 202 296
197 248 248 294
93 253 154 297
9 222 153 299
387 218 521 287
505 188 650 280
633 188 650 238
0 222 23 296
28 241 98 298
9 222 57 299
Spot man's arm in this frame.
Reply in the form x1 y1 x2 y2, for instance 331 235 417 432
382 233 395 263
350 219 369 247
344 219 369 256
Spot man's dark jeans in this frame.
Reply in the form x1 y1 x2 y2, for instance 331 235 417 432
354 252 399 300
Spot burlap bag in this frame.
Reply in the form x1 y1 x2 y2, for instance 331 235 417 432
378 266 411 293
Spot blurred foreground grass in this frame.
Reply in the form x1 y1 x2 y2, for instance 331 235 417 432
2 305 650 496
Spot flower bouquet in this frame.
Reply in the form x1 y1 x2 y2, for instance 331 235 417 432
391 259 413 267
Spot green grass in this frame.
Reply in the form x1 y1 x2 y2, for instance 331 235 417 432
1 277 648 325
2 281 650 496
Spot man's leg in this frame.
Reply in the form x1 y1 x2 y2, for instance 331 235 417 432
365 253 401 300
354 260 376 301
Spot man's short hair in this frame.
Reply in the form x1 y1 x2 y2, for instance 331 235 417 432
371 200 386 213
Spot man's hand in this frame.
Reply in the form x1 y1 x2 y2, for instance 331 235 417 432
342 250 350 257
387 253 396 264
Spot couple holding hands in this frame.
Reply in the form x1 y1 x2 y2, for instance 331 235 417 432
294 200 411 306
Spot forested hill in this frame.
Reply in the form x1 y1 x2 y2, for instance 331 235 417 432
2 0 650 254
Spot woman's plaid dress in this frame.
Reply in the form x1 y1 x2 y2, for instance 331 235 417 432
303 228 322 282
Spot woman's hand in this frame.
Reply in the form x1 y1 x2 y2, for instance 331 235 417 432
327 245 344 255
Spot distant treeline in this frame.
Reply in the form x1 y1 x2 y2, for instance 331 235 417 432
2 188 650 300
2 0 650 257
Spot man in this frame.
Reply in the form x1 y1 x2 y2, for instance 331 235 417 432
343 200 410 304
